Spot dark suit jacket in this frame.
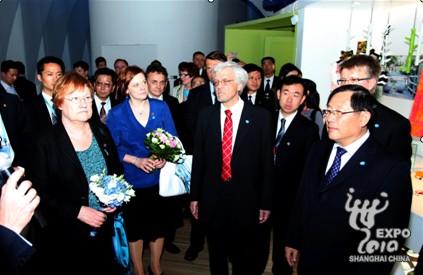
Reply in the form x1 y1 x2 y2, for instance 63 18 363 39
241 88 277 113
287 138 412 275
190 102 274 228
273 112 319 221
0 91 31 167
184 82 214 153
14 76 37 101
24 94 56 133
0 225 34 275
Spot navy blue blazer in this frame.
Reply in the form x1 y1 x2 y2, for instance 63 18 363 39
0 225 33 274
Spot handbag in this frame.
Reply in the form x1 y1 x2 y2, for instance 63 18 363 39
159 155 192 197
112 212 130 271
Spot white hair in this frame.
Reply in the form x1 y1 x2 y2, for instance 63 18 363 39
213 61 248 91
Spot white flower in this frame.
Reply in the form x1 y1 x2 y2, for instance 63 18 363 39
151 137 159 144
90 174 101 183
159 144 165 149
107 178 117 189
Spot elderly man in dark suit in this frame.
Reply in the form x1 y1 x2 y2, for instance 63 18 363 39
337 55 412 165
190 61 274 275
272 76 319 275
285 84 412 275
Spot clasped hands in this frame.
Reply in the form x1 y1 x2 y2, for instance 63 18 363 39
77 205 116 228
133 157 166 173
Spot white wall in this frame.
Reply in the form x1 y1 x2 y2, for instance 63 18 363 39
296 0 421 117
89 0 219 76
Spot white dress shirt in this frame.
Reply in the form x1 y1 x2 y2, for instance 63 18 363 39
247 91 257 105
325 130 370 173
275 111 297 139
264 75 275 90
41 92 56 123
94 94 112 116
220 98 244 152
209 82 216 104
0 80 17 96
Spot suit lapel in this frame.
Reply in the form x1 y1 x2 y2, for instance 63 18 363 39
320 139 374 192
232 103 250 158
55 122 86 175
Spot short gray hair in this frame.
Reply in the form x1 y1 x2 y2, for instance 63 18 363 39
213 61 248 91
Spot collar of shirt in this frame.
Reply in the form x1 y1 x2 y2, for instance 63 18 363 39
148 94 163 101
220 98 244 150
247 91 257 104
326 130 370 173
94 94 111 113
41 91 53 107
264 75 274 86
276 110 297 138
0 80 17 95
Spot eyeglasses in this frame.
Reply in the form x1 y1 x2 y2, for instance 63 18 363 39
322 109 361 118
95 82 112 88
65 95 93 104
337 77 371 85
213 79 235 87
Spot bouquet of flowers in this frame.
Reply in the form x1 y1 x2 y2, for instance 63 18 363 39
89 171 135 208
145 128 185 164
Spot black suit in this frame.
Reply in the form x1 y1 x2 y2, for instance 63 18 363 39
184 82 214 154
14 76 37 101
241 87 277 113
287 137 412 275
24 94 56 133
0 91 30 167
191 102 274 275
272 112 319 275
0 225 34 275
27 121 123 274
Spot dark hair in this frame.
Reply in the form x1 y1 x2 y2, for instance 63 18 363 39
178 62 197 77
192 51 205 58
73 60 89 71
150 60 162 66
277 75 305 94
278 62 302 79
114 58 128 66
94 68 117 84
261 56 275 65
339 55 381 79
146 64 168 79
328 84 375 122
302 78 320 110
95 56 107 67
14 61 25 75
206 51 227 62
1 60 18 73
37 56 65 74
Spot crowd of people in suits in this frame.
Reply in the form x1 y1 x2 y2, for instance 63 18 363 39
0 49 420 275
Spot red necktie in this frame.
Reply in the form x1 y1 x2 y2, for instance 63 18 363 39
221 109 233 181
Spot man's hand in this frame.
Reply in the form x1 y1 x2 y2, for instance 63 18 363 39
0 167 40 234
285 246 300 267
190 201 199 220
259 209 270 224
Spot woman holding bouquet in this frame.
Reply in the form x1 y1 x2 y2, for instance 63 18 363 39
28 72 123 274
107 66 177 275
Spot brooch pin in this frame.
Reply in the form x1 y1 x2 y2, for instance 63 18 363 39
359 161 366 166
151 112 156 120
374 123 380 128
286 142 291 146
245 119 250 124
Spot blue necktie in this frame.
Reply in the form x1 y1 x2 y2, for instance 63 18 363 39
275 118 286 148
323 147 347 186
